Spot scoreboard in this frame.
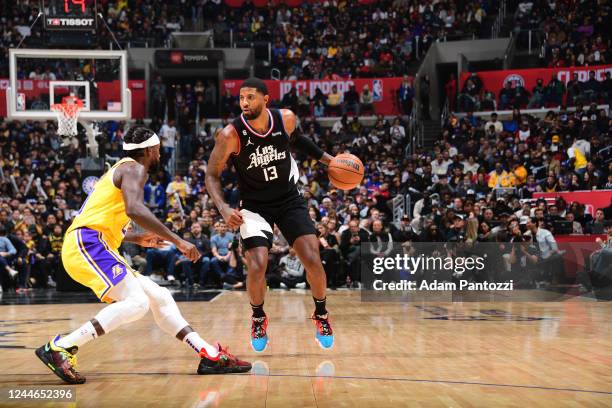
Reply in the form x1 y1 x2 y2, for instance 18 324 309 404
43 0 97 30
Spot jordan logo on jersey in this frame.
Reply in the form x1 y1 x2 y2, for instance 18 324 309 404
247 145 287 169
246 137 254 147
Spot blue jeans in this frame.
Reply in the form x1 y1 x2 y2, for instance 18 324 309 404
144 247 177 277
162 146 174 169
207 257 239 284
179 133 192 159
178 256 210 285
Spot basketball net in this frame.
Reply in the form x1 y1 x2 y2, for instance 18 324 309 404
51 95 84 136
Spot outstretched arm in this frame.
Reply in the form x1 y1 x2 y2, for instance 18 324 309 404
281 109 333 166
205 126 243 229
123 230 166 248
117 163 200 261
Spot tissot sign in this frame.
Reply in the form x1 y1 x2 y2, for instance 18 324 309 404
46 18 95 28
155 50 224 69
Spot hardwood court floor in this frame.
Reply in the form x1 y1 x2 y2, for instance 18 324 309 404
0 291 611 407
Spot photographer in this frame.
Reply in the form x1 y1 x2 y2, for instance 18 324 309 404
340 219 370 288
525 217 563 286
318 223 341 288
226 237 245 290
507 224 539 287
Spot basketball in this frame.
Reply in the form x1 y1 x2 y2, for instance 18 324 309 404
328 153 364 190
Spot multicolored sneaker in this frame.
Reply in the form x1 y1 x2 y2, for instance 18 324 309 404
312 313 334 350
197 343 252 374
35 335 86 384
250 316 269 352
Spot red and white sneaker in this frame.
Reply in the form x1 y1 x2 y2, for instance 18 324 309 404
197 343 252 375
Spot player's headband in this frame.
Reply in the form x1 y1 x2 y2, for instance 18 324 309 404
122 133 160 151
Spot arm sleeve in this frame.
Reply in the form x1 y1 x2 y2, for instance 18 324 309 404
290 129 325 160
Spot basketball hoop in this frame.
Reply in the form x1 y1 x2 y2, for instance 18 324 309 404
51 96 84 136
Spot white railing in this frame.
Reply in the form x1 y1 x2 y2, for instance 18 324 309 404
392 195 405 227
491 0 507 39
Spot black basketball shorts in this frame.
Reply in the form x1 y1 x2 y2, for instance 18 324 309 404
238 195 317 250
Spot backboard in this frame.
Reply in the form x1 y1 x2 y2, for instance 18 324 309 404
6 48 130 121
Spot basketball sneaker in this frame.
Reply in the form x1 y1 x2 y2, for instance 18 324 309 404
250 316 269 352
312 313 334 349
197 342 252 374
35 335 86 384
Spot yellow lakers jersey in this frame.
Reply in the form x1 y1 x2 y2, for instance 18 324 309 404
66 158 136 250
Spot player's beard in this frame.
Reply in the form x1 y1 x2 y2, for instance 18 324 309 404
242 104 263 120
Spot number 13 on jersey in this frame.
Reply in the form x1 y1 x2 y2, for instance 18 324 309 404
263 166 278 181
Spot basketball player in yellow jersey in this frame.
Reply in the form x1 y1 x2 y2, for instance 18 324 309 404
35 126 251 384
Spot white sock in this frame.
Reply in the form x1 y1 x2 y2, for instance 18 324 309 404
56 321 98 348
184 332 219 358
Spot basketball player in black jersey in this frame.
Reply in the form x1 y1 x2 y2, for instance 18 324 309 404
205 78 334 351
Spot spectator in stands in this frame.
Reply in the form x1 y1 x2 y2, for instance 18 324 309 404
0 225 18 290
567 74 583 106
398 76 415 115
297 89 311 117
281 87 299 113
327 85 343 116
445 74 458 112
47 224 64 287
317 223 340 288
277 248 306 289
528 79 546 109
340 219 369 288
481 90 497 111
268 225 289 277
221 88 238 117
484 113 503 134
144 239 178 282
499 82 516 109
526 216 562 286
583 71 602 103
150 75 166 118
488 163 516 188
544 75 565 107
160 119 179 170
177 222 211 288
360 85 375 115
209 221 239 287
369 219 393 255
166 173 189 208
586 209 608 234
343 85 360 116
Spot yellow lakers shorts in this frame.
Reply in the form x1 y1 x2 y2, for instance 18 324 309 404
62 227 134 303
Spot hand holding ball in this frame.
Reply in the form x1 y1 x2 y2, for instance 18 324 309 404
328 154 364 190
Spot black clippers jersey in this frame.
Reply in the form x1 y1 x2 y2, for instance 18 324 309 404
230 108 300 203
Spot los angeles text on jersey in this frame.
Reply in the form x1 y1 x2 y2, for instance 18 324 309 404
372 280 514 291
247 145 287 170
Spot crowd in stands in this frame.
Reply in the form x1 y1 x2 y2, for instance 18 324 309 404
514 0 611 67
208 0 496 79
1 87 611 293
457 70 612 112
1 0 611 294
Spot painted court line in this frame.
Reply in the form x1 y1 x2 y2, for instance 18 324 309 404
4 372 611 396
